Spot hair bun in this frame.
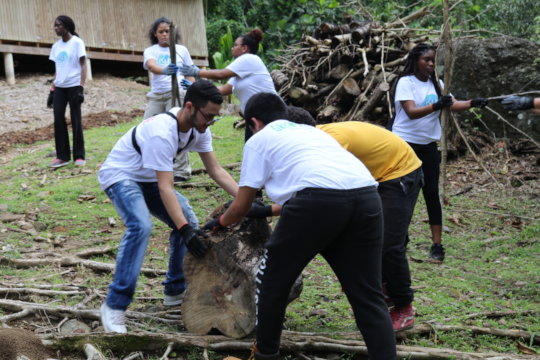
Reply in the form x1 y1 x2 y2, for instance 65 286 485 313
248 28 264 43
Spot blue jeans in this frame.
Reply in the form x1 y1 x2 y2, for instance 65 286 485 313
104 179 198 310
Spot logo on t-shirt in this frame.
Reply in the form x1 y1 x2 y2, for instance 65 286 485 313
422 94 438 106
157 54 171 67
56 51 69 64
269 121 302 132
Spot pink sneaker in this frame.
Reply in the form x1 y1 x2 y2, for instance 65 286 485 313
390 303 415 332
74 158 86 166
48 158 69 168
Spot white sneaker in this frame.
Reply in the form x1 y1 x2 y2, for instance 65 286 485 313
163 290 186 306
100 303 127 333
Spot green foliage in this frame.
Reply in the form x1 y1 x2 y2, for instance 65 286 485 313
204 0 539 67
212 27 234 70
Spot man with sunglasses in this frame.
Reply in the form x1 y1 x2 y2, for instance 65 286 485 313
97 80 238 333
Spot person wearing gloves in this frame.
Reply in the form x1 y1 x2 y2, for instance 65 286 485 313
203 93 396 360
98 80 239 334
389 43 488 262
143 17 196 182
48 15 87 168
179 28 277 142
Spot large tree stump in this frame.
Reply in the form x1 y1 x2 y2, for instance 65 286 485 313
182 207 302 338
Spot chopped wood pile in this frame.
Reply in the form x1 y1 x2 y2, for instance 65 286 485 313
272 7 432 125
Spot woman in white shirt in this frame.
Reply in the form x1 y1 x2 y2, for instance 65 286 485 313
143 17 196 181
48 15 87 168
180 29 277 141
390 43 487 262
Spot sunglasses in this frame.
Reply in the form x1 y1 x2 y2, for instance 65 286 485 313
197 108 222 125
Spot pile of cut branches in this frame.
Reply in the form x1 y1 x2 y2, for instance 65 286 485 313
272 7 433 125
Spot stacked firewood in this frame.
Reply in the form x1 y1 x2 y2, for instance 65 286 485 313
272 7 432 125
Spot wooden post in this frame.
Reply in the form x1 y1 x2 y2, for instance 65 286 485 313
169 23 179 107
439 0 453 199
3 52 15 85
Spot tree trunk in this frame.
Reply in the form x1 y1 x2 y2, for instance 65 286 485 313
182 211 302 339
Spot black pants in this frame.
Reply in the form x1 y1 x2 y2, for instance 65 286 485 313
379 168 423 307
53 86 85 161
408 142 442 225
255 187 396 360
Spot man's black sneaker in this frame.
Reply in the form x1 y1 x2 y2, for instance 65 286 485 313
430 243 445 261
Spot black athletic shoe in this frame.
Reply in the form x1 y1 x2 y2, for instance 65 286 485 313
430 243 445 261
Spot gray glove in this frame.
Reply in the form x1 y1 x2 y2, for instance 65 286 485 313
162 64 179 75
180 64 200 77
501 96 534 111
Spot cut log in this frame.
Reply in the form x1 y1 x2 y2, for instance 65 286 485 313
271 70 289 91
328 64 351 81
318 105 341 123
288 87 312 104
182 207 302 339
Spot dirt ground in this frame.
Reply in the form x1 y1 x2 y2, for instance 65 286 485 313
0 73 148 151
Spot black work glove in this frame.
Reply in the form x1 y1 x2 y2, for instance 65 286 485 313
178 224 209 258
76 86 84 104
47 89 54 108
470 98 488 108
202 216 223 232
246 200 273 218
432 95 453 110
500 95 534 111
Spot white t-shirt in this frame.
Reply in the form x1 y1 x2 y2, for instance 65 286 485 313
143 44 193 93
392 75 445 144
98 108 213 190
226 53 277 112
49 36 86 88
239 120 377 205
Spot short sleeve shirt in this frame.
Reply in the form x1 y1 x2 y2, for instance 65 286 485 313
392 75 445 144
49 36 86 88
98 108 212 190
239 120 376 205
143 44 193 93
226 54 277 112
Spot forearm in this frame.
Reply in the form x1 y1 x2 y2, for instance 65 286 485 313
450 100 473 112
406 104 437 119
535 98 540 110
208 168 238 197
158 184 188 229
220 187 257 226
199 69 234 81
79 58 87 87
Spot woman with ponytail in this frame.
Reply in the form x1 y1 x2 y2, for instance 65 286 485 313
48 15 87 168
179 29 277 141
390 43 487 262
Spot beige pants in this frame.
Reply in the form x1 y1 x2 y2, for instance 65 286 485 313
143 89 191 179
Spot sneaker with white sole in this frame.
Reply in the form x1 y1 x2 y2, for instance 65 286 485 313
390 303 415 332
74 158 86 166
48 158 70 168
164 290 186 306
100 303 127 333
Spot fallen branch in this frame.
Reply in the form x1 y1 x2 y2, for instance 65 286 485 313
0 299 180 326
42 331 538 359
0 255 166 277
191 163 241 176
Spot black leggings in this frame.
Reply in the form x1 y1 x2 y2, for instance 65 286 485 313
53 86 85 161
255 187 396 360
408 142 442 225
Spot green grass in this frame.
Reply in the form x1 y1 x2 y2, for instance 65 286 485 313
0 114 538 358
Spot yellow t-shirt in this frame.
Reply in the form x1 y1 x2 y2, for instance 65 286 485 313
318 121 421 182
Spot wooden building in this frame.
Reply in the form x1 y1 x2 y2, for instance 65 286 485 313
0 0 208 84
